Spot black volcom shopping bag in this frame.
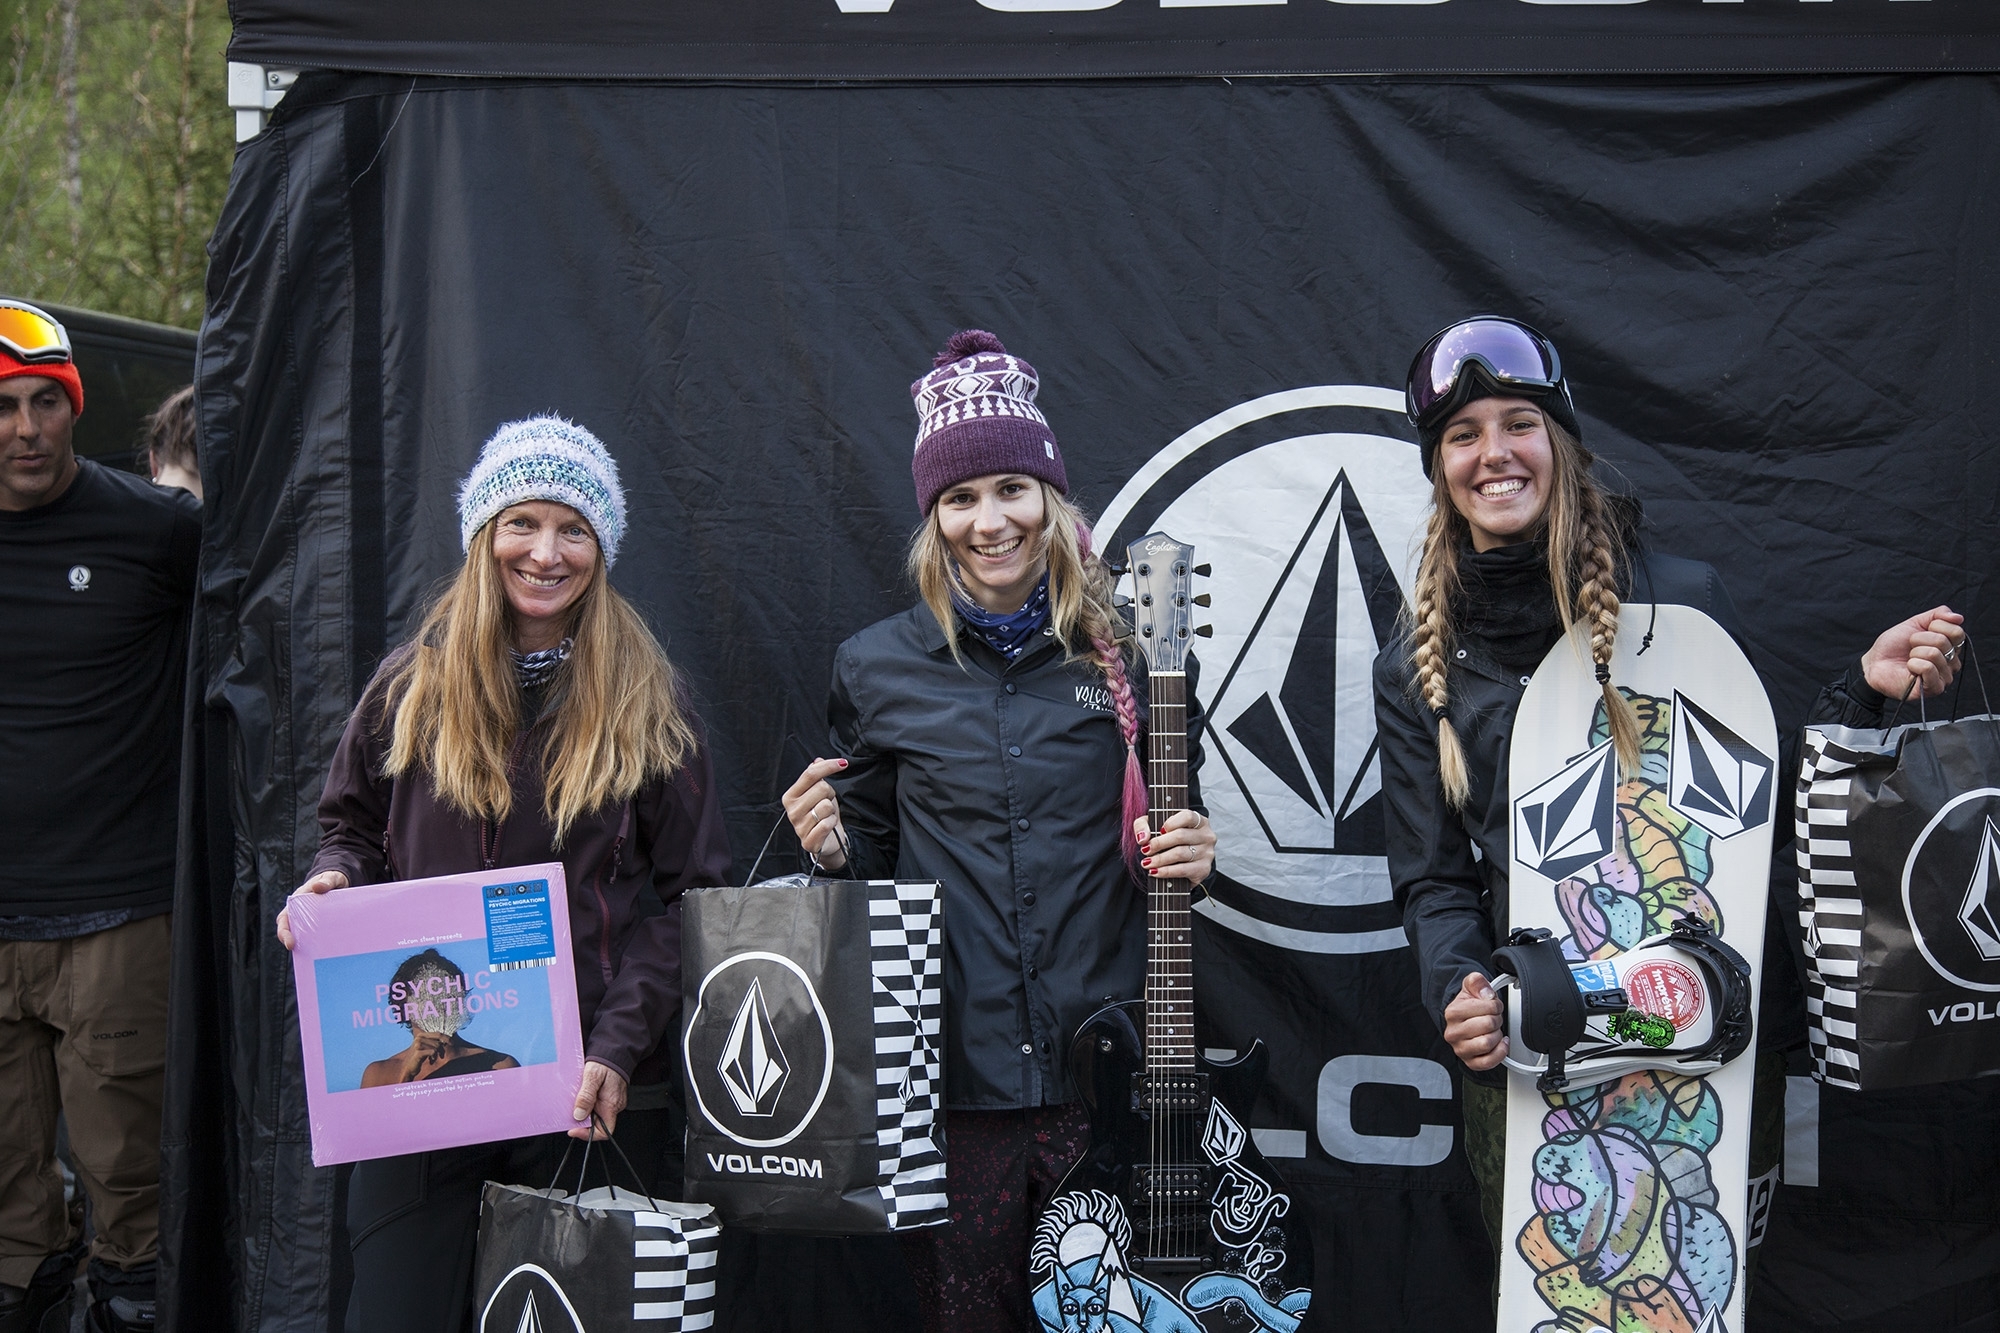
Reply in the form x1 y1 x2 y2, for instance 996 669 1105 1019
680 875 945 1233
473 1139 722 1332
1798 649 2000 1090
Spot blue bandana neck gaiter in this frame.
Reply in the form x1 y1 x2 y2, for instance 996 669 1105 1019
955 573 1052 661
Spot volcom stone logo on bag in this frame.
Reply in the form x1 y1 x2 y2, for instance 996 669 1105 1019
719 978 791 1116
1902 790 2000 991
685 953 833 1149
478 1265 587 1333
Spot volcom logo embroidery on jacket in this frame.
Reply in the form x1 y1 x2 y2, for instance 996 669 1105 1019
1075 685 1113 713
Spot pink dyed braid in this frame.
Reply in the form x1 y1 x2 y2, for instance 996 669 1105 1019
1092 632 1149 877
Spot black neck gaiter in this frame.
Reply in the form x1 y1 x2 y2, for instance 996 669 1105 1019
1456 541 1565 674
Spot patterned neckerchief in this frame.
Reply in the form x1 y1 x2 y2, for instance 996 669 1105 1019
955 573 1052 661
512 636 574 688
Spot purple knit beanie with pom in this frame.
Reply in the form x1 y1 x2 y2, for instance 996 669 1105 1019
910 330 1069 513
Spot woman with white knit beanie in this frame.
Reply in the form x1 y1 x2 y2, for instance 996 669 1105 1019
277 414 735 1333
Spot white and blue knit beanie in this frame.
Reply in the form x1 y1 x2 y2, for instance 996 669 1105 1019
456 415 627 567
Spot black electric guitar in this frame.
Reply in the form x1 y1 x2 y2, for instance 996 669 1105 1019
1029 534 1312 1333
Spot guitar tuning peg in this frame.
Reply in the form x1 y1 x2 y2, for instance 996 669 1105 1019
1106 561 1130 576
1193 564 1212 577
1192 593 1211 607
1195 624 1214 638
1112 594 1132 608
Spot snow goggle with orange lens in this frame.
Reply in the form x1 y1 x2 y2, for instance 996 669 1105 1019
0 301 73 365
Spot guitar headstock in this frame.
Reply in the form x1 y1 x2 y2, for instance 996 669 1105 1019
1124 531 1210 674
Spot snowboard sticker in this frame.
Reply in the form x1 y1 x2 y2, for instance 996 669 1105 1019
1502 607 1776 1333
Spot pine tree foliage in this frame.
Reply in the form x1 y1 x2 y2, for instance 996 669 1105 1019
0 0 231 329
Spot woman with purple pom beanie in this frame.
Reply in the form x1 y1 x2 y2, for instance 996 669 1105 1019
782 332 1219 1330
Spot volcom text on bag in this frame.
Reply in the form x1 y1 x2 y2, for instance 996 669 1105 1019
1927 1001 2000 1026
704 1152 824 1177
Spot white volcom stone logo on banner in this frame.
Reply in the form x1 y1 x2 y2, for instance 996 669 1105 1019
1097 386 1431 956
683 951 835 1148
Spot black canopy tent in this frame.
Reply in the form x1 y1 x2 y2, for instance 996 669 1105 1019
171 5 2000 1331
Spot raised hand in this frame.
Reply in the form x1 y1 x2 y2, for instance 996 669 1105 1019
1861 605 1967 701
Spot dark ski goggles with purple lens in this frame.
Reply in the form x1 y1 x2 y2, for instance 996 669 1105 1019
1405 315 1567 430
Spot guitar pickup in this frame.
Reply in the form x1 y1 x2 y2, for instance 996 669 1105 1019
1130 1071 1209 1113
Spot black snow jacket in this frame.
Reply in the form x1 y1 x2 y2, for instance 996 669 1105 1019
825 604 1206 1110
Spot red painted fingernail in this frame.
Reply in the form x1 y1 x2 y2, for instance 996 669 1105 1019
1142 857 1153 867
838 758 849 768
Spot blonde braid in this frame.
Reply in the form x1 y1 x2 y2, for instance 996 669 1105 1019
1574 483 1642 777
1411 507 1472 808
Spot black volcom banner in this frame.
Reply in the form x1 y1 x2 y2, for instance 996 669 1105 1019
170 73 2000 1332
224 0 2000 79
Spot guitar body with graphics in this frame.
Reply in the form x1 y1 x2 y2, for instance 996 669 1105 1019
1033 534 1313 1333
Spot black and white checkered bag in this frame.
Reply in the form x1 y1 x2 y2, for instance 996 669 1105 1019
476 1175 721 1332
1798 665 2000 1090
681 875 946 1232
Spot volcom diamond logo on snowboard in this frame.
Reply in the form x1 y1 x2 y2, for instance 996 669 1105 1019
719 977 790 1116
1668 693 1774 840
1512 741 1620 883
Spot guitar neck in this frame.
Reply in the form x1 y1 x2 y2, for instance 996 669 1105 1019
1145 670 1194 1075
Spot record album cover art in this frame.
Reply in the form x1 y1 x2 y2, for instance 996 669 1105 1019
288 863 586 1165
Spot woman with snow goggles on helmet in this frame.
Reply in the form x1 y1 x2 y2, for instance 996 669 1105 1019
1374 313 1968 1258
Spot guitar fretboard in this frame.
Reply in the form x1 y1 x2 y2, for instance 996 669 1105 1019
1145 670 1194 1075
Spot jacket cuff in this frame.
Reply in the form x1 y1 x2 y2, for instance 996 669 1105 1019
582 1045 636 1084
309 848 368 888
1843 658 1890 714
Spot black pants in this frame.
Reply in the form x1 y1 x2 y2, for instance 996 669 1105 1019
343 1105 684 1333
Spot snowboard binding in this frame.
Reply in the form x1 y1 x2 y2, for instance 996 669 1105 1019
1489 914 1753 1092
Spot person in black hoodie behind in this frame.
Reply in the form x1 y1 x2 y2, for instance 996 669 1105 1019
1372 315 1966 1262
783 330 1216 1332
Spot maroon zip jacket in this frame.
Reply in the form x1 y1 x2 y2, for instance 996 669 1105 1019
309 667 733 1083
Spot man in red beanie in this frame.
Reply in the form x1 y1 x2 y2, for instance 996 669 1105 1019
0 300 199 1333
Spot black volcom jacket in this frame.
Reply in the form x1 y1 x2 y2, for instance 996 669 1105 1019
825 604 1205 1110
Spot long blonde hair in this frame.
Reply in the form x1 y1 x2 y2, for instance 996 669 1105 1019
378 518 697 843
907 481 1151 864
1410 417 1640 808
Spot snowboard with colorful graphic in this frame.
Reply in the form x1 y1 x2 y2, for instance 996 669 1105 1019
1499 606 1777 1333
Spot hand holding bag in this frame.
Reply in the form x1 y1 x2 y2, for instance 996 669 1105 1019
473 1128 722 1331
1799 639 2000 1089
